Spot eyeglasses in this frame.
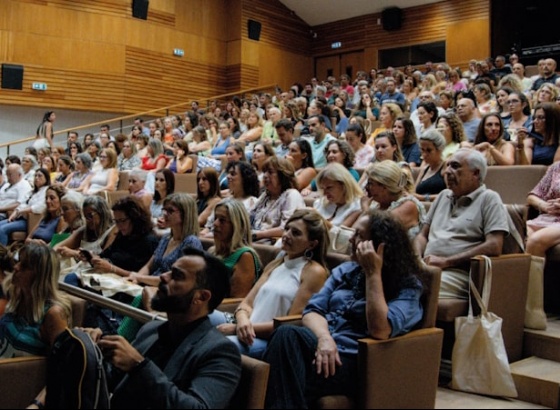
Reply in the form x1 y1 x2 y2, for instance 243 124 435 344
162 207 178 214
99 155 108 159
507 100 521 105
534 115 546 121
112 217 129 224
84 212 97 220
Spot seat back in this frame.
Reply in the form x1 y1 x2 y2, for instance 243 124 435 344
228 355 270 409
484 165 547 204
0 356 47 409
174 173 198 194
418 264 442 329
117 171 130 191
188 154 198 173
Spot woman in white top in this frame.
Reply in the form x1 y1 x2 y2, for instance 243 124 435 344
313 162 363 229
81 148 119 196
209 208 330 359
21 154 38 188
0 168 49 246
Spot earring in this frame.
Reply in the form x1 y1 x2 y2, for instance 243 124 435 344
304 248 314 260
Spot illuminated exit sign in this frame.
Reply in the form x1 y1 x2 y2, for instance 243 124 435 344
331 42 342 49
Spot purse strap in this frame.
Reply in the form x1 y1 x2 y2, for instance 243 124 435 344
468 255 492 316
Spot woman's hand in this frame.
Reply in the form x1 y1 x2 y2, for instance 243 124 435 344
90 256 112 273
235 316 256 346
474 142 491 152
355 240 384 276
314 334 342 377
216 323 237 336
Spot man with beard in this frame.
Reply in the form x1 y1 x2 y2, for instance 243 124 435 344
83 247 242 409
413 148 509 300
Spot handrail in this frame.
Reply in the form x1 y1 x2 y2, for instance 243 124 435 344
59 281 166 324
1 83 276 153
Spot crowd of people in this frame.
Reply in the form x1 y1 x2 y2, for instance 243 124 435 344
0 54 559 408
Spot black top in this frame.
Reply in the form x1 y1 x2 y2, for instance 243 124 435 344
415 164 446 195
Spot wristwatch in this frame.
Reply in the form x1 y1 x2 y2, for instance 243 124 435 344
252 232 258 242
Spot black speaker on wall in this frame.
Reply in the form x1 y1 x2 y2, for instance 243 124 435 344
382 7 402 31
1 64 24 90
248 19 262 41
132 0 149 20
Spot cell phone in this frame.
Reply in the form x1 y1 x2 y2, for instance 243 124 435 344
80 249 93 265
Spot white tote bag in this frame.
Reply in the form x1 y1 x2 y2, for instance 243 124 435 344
451 255 518 398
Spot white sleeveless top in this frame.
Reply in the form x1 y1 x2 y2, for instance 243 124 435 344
250 255 307 323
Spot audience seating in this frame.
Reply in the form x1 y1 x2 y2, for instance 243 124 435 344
0 353 269 410
274 263 443 409
9 211 43 243
483 165 547 205
174 173 198 194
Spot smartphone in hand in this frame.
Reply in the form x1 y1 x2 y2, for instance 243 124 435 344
79 249 94 266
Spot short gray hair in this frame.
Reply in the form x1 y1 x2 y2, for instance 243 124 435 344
459 148 487 182
419 129 446 152
76 152 93 170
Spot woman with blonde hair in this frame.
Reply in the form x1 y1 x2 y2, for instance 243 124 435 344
209 208 330 359
207 197 262 297
361 160 425 239
81 148 119 195
0 243 71 358
367 103 403 145
314 162 363 229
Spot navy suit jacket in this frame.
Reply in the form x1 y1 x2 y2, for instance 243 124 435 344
110 318 242 409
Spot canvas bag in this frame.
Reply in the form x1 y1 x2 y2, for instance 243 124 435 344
329 225 355 255
451 255 518 398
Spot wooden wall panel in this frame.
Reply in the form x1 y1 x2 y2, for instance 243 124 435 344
312 0 490 71
446 19 490 68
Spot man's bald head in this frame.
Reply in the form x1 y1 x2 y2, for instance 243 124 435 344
456 98 476 121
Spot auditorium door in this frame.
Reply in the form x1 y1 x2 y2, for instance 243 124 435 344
315 51 363 81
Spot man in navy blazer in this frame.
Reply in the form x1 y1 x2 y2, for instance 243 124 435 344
93 247 242 408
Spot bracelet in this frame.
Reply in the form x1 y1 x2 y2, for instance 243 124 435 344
31 399 45 409
424 194 430 202
234 307 250 318
110 264 115 273
252 232 258 242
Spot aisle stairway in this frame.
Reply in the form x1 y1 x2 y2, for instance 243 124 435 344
436 315 560 409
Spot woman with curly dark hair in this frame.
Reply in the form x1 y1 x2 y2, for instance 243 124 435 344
263 210 425 408
435 112 466 160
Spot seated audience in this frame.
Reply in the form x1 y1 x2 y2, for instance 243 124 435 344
207 197 262 297
263 210 425 408
413 148 509 299
414 129 447 202
518 102 560 165
469 112 515 165
210 208 330 359
363 160 425 240
81 148 119 195
26 184 70 245
0 243 71 358
250 157 305 245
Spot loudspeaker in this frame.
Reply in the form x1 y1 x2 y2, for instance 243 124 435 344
248 19 262 41
1 64 24 90
382 7 402 31
132 0 149 20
